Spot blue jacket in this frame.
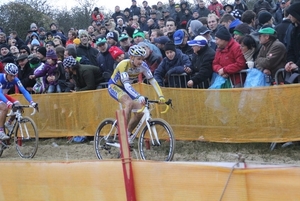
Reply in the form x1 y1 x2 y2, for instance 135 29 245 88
154 49 191 87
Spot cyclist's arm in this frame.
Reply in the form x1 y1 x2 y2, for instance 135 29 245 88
0 87 9 103
120 72 140 98
14 78 33 103
149 78 164 97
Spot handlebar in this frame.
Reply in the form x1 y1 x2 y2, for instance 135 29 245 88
137 98 172 114
7 104 39 116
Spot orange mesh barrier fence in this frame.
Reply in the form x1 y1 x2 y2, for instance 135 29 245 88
12 83 300 142
0 161 299 200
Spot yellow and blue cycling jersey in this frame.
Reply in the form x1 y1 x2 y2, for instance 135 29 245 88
108 59 163 101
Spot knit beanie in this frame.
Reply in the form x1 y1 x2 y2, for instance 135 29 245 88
63 56 77 68
287 2 300 22
46 49 57 60
190 20 203 36
78 30 88 38
164 41 176 52
37 46 46 57
258 11 272 25
109 46 124 60
106 31 119 42
215 26 232 41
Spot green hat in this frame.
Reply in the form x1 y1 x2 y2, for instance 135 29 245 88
258 27 276 35
133 29 145 39
119 33 129 41
96 36 107 46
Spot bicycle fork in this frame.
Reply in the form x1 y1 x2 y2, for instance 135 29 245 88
146 120 161 146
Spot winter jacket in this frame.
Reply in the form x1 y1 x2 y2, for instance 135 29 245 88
144 51 162 73
18 62 36 92
76 44 99 66
256 39 287 78
287 23 300 68
96 46 115 81
212 38 246 85
154 49 191 87
72 64 104 91
194 6 211 18
190 45 215 87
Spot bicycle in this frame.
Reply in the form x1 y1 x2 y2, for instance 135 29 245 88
94 98 175 161
0 105 39 158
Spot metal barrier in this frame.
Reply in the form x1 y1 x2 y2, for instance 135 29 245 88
168 73 210 89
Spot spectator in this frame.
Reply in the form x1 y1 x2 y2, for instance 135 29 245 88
106 31 119 47
239 34 260 66
186 36 215 88
130 0 141 16
45 41 55 51
197 26 217 50
223 4 234 14
207 13 221 39
220 13 242 34
95 35 115 82
275 8 291 46
274 0 287 24
194 0 211 18
233 0 248 12
149 29 164 43
0 33 6 46
116 18 127 33
213 26 246 87
112 6 126 23
188 20 203 39
118 33 132 53
253 0 272 15
10 46 20 59
138 42 163 73
76 30 99 66
283 3 300 73
19 45 31 56
91 7 104 23
16 54 36 93
173 29 193 61
108 46 127 69
154 41 191 87
36 46 47 63
28 55 47 94
38 27 47 46
154 36 170 58
166 0 177 18
255 27 286 79
63 56 104 91
257 11 274 29
49 23 67 45
233 23 251 42
241 10 256 32
9 31 25 48
35 49 60 93
142 1 152 16
66 30 77 46
123 8 132 23
208 0 223 17
140 15 150 31
0 44 14 62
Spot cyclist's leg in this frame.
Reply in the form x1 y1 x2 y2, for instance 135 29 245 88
108 84 142 133
0 101 9 139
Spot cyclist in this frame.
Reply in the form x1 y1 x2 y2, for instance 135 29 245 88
108 45 165 140
0 63 38 140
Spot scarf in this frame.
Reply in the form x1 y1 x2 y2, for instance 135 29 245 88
243 48 255 61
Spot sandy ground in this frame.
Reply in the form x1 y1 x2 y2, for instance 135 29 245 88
1 138 300 165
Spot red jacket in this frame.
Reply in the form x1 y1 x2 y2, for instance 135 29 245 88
208 2 223 17
212 39 246 85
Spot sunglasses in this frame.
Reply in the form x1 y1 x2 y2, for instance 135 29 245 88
20 50 27 53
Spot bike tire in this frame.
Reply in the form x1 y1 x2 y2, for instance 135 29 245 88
94 118 120 160
138 118 175 161
15 116 39 159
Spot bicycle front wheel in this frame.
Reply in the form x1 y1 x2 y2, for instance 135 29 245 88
138 118 175 161
94 118 120 160
15 117 39 159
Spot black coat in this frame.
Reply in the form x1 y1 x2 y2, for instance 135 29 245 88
190 45 215 87
275 19 291 46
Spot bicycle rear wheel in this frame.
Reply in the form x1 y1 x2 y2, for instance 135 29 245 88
15 117 39 158
94 118 120 160
138 118 175 161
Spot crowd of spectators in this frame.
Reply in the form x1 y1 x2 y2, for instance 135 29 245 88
0 0 299 93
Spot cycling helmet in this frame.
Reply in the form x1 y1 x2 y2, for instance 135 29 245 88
128 45 146 57
4 63 18 75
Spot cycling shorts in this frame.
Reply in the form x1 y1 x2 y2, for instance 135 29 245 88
108 84 136 101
